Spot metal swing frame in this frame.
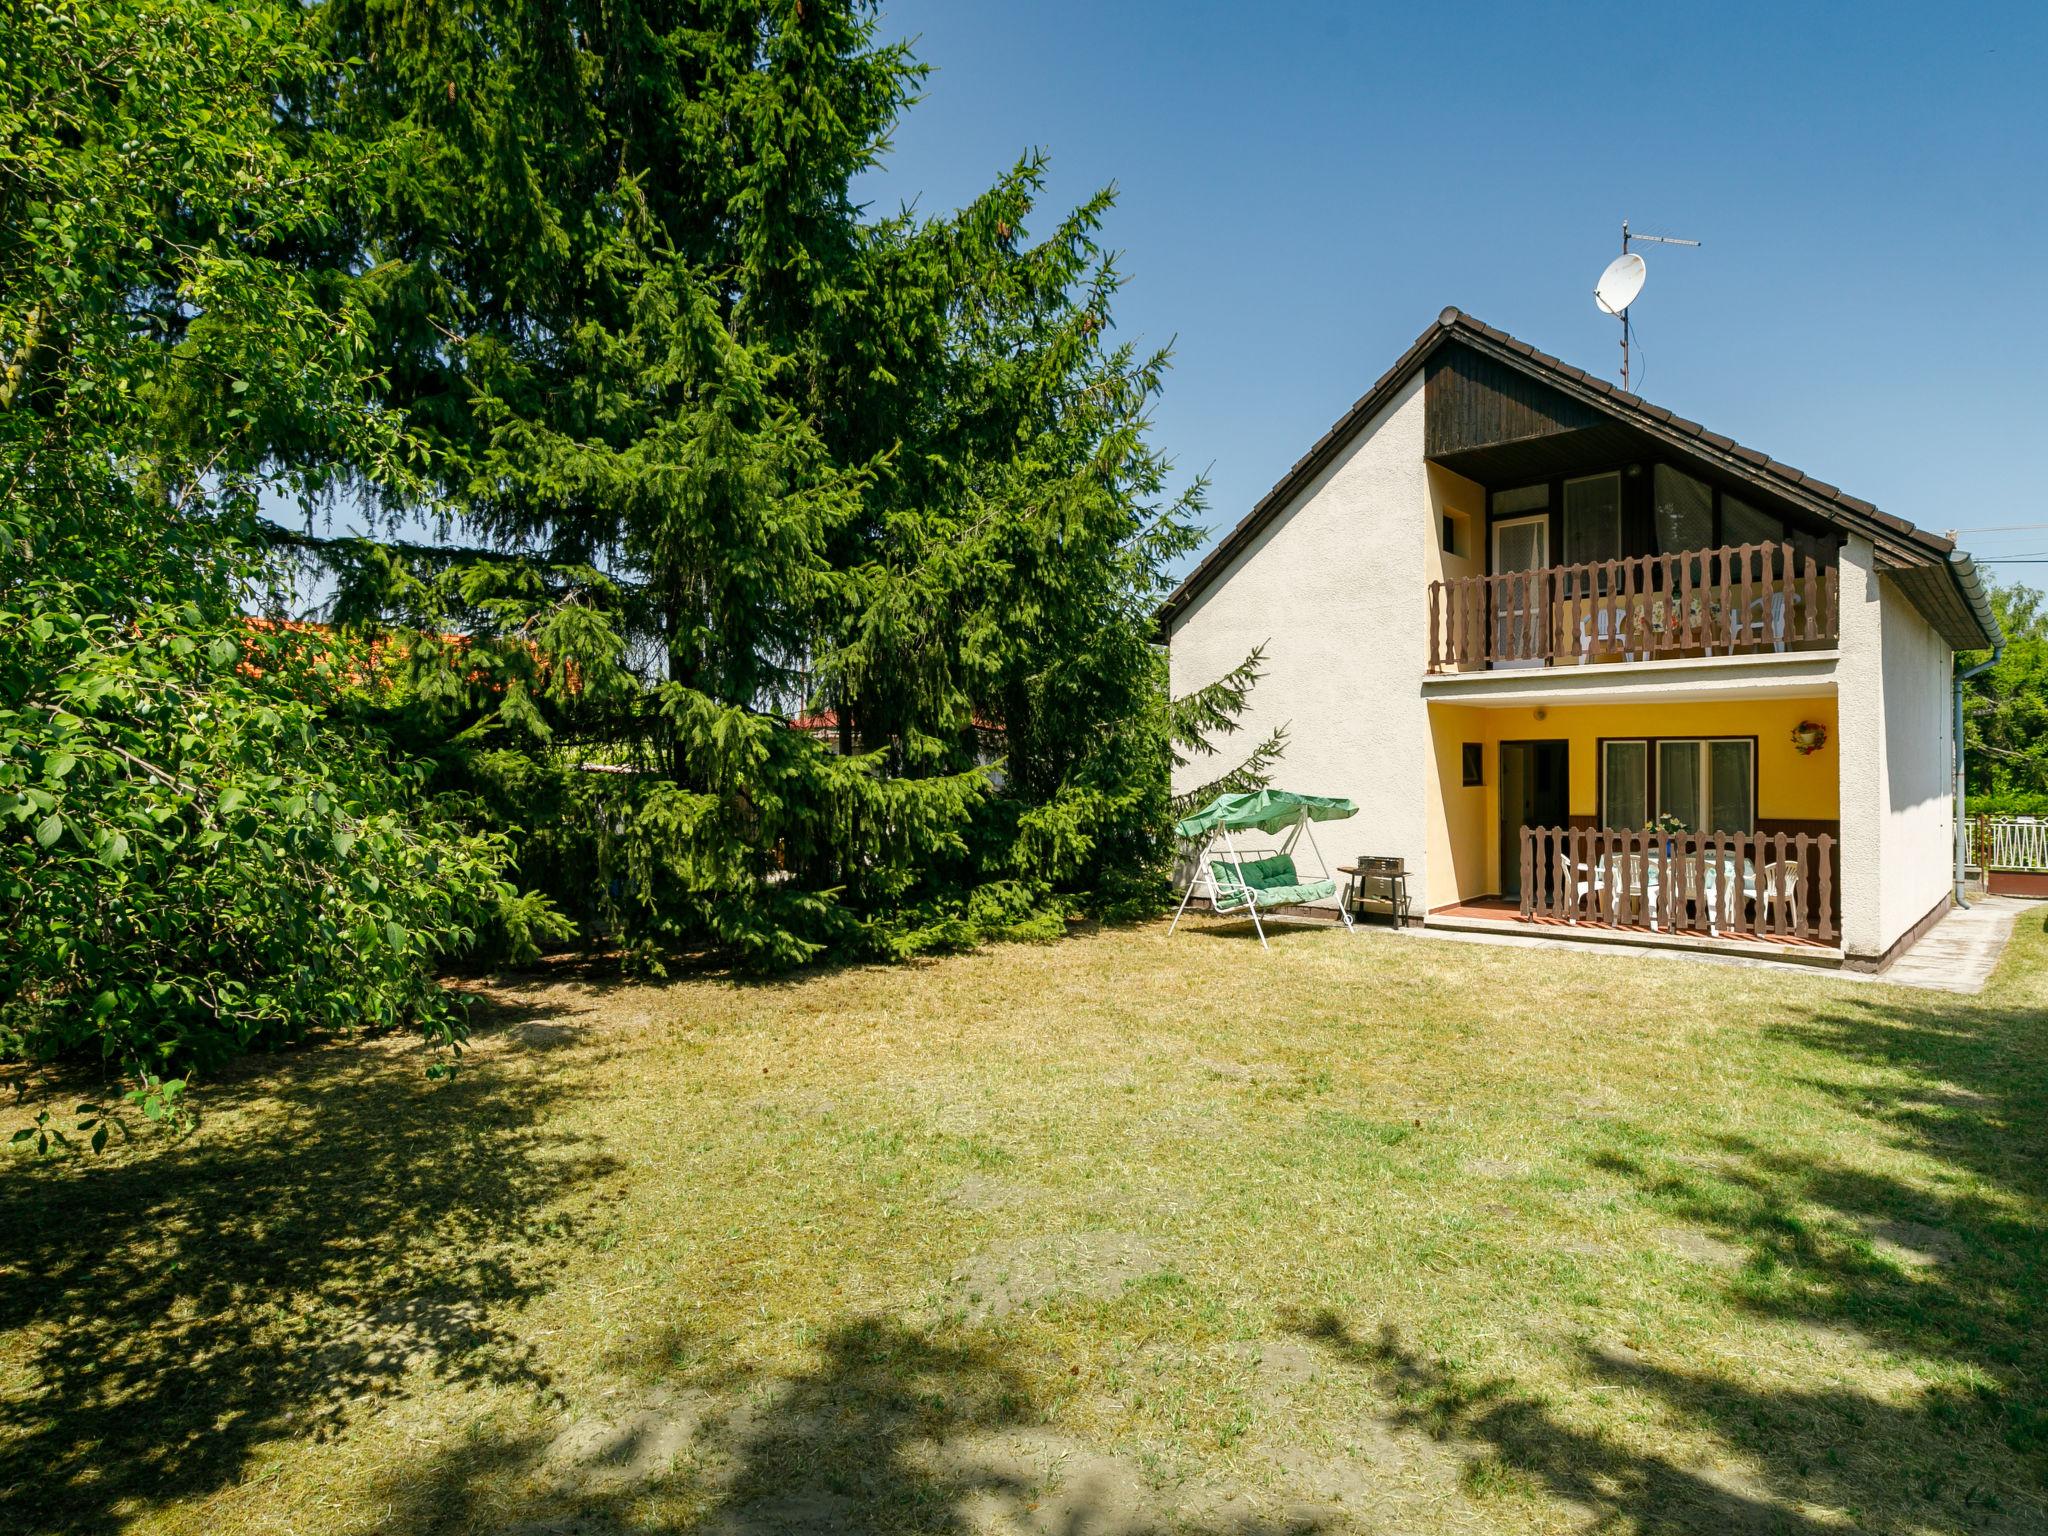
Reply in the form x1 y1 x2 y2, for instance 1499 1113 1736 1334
1167 806 1353 951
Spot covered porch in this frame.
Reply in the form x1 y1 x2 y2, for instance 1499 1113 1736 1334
1424 690 1842 957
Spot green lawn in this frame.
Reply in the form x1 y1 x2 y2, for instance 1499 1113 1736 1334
5 911 2047 1534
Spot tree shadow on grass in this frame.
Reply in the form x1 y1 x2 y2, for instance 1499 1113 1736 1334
1289 1307 2034 1534
1262 934 2048 1534
0 1012 622 1535
1556 970 2048 1529
377 1314 1328 1535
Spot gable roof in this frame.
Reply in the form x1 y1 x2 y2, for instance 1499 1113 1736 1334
1157 308 1999 650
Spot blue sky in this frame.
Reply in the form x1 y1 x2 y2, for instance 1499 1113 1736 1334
861 0 2048 582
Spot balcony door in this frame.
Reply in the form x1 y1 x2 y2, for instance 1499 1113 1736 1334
1490 514 1549 668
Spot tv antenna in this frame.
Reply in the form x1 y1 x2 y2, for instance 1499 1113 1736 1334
1594 220 1700 391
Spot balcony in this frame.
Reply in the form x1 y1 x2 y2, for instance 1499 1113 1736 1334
1515 824 1837 946
1428 541 1838 673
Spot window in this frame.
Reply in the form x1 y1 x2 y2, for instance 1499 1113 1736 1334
1442 509 1471 558
1722 494 1785 547
1493 484 1548 516
1657 740 1703 828
1601 736 1754 832
1653 465 1713 555
1654 738 1755 833
1708 741 1753 831
1563 473 1623 565
1562 472 1623 597
1462 743 1484 787
1601 740 1649 828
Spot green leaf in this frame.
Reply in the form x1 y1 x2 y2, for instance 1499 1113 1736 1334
45 753 77 780
34 813 63 848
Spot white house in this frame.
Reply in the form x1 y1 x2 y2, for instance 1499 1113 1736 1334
1162 309 1999 970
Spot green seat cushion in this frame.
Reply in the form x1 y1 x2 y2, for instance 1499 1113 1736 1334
1244 878 1337 907
1208 855 1334 910
1212 853 1297 891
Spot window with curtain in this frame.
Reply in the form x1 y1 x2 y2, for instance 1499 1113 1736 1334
1653 465 1713 554
1657 740 1703 829
1601 740 1649 828
1562 474 1622 598
1563 474 1622 565
1708 740 1754 832
1652 739 1755 833
1722 494 1784 547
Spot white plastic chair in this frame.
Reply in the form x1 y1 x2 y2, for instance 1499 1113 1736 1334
1756 860 1805 931
1747 591 1790 652
1555 853 1596 922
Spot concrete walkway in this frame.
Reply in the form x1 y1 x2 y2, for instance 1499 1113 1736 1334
1371 893 2039 992
1877 894 2039 994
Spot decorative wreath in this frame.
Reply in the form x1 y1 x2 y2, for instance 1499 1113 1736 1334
1791 720 1828 756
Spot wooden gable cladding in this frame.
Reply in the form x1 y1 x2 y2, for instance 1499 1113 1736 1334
1425 341 1607 457
1157 310 1996 648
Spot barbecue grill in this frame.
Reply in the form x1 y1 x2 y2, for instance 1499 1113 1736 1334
1345 854 1411 928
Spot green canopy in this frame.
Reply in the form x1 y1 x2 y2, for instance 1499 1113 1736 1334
1174 789 1358 840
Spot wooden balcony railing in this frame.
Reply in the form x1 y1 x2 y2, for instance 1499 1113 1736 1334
1429 542 1837 672
1518 825 1836 944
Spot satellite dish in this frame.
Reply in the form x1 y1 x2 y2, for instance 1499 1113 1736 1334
1594 252 1647 315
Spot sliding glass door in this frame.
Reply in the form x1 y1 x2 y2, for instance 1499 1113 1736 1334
1656 739 1755 833
1599 737 1754 833
1600 740 1649 828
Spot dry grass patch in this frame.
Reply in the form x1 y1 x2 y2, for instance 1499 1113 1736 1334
5 910 2048 1534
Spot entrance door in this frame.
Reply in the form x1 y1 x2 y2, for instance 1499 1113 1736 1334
1499 740 1569 900
1490 514 1550 667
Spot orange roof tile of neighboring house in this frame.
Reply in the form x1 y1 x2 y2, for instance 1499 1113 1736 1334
788 708 1003 735
237 616 583 694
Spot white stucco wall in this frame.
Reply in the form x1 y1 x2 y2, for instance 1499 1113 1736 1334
1877 570 1955 944
1834 535 1955 959
1167 375 1433 898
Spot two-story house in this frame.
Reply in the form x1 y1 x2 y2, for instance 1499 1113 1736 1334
1161 309 2000 970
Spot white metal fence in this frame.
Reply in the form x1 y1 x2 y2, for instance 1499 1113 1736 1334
1984 817 2048 872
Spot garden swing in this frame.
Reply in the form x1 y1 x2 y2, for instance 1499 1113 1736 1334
1167 790 1359 950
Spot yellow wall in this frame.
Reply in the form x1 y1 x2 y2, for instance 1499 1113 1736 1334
1424 701 1491 908
1425 463 1484 587
1426 694 1839 904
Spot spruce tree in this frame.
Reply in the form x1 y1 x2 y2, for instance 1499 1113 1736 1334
292 0 1213 962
